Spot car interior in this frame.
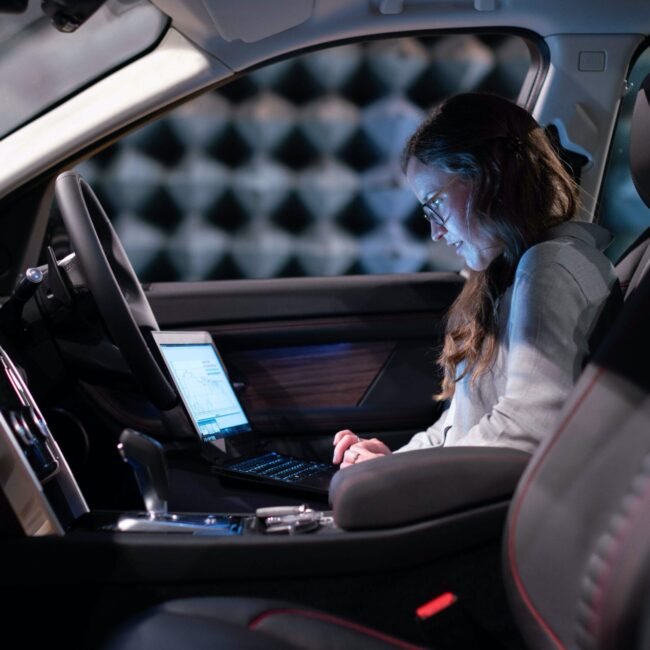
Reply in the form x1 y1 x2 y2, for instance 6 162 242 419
0 1 649 649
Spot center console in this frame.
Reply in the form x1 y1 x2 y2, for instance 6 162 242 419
0 343 345 543
0 338 530 588
115 427 334 535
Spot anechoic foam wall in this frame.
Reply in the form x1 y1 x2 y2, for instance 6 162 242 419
77 34 529 281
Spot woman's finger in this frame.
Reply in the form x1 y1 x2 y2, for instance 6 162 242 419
332 433 360 464
333 429 357 445
340 445 362 468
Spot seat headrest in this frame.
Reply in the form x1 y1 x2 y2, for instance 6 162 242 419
630 73 650 210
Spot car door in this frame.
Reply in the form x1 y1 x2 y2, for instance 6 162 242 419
146 272 463 454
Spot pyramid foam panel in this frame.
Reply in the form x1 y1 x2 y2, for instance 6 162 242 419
77 34 530 281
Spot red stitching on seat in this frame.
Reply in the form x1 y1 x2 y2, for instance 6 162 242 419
506 366 606 650
249 608 424 649
584 456 650 642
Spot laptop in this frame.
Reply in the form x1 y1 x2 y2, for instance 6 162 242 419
151 330 336 497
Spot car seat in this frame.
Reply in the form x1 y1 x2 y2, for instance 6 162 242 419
615 72 650 299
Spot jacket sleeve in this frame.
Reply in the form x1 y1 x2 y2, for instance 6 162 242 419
394 403 451 452
449 257 590 454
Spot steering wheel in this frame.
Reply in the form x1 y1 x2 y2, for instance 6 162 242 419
54 171 177 410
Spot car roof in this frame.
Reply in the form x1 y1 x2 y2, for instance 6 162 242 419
153 0 650 71
0 0 648 205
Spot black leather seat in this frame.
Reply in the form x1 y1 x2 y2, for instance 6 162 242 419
105 597 426 649
103 78 650 650
615 227 650 298
615 72 650 299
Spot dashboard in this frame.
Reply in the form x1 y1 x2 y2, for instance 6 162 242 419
0 344 87 535
0 340 337 537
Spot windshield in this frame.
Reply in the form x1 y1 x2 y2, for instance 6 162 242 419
0 0 168 139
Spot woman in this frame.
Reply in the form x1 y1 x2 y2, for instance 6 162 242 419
333 93 618 468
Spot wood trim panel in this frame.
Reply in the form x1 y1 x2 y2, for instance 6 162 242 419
225 342 396 410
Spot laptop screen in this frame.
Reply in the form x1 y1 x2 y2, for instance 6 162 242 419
155 336 252 441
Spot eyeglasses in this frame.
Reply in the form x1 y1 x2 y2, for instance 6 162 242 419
422 195 448 228
421 178 455 228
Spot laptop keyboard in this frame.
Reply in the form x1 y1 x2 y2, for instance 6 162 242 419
226 452 332 484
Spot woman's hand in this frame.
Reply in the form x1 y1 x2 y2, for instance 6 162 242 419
332 429 391 468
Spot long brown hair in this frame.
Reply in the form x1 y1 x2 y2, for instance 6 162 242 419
402 93 579 399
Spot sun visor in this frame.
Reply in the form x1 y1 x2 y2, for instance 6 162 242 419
153 0 314 44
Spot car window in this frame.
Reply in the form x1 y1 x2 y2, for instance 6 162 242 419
77 33 532 281
0 0 167 139
598 44 650 260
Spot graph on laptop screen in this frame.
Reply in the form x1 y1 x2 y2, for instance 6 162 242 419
157 343 251 440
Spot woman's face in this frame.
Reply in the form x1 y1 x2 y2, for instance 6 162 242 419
405 157 504 271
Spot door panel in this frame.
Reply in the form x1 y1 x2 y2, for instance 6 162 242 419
227 341 396 409
146 272 463 439
146 272 462 325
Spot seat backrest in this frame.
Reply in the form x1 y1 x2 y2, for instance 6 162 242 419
615 227 650 298
504 72 650 650
614 73 650 300
504 252 650 650
630 74 650 215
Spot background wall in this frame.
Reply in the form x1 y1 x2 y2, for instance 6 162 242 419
77 34 530 281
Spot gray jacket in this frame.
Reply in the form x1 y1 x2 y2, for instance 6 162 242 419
397 221 618 455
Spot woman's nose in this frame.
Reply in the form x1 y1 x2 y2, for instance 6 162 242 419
430 222 447 241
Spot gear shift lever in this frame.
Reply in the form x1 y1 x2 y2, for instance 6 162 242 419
118 428 169 518
115 429 244 535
